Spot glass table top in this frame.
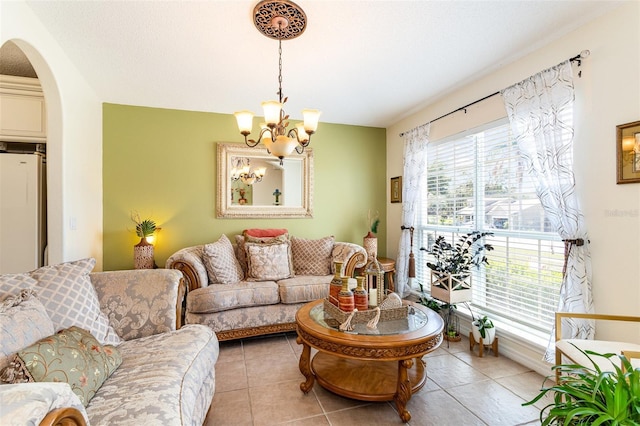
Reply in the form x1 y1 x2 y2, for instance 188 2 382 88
309 303 430 336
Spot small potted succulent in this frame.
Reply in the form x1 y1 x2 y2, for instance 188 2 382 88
131 212 156 269
420 231 493 303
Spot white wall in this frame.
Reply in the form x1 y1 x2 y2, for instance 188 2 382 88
0 1 104 270
387 2 640 372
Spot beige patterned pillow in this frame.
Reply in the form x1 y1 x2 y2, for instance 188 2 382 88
235 233 289 273
245 241 294 281
0 289 54 372
29 258 122 346
291 236 335 276
203 234 244 284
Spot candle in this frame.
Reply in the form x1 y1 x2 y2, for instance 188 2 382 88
369 288 378 307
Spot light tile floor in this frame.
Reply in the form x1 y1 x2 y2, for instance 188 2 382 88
205 332 554 425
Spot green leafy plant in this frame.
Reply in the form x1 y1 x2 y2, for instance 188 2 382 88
368 209 380 234
420 231 494 277
524 345 640 425
472 315 494 339
131 212 156 238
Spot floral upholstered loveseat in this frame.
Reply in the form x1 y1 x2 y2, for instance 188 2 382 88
0 259 219 426
166 229 367 341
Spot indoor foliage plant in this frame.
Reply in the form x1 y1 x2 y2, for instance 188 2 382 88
421 231 494 303
525 345 640 425
131 212 157 269
471 314 496 344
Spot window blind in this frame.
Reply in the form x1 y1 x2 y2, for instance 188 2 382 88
415 119 563 334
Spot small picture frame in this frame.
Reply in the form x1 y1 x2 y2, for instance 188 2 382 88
390 176 402 203
616 120 640 184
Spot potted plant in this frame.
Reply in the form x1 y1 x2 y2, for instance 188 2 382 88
524 345 640 425
417 283 461 341
420 231 493 303
131 212 156 269
471 314 496 345
363 209 380 259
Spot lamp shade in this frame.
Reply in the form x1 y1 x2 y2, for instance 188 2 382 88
234 111 254 134
302 109 321 133
296 123 309 143
270 135 298 158
262 101 283 125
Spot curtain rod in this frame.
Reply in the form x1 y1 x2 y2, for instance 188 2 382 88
399 50 590 137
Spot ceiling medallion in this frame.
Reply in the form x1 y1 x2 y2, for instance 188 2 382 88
253 0 307 40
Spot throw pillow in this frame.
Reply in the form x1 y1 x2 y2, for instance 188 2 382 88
0 289 55 371
243 228 288 238
291 236 335 276
0 326 122 407
235 233 290 273
0 273 38 300
203 234 244 284
29 258 122 346
245 241 294 281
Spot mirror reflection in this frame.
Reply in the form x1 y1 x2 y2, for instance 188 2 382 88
217 143 313 218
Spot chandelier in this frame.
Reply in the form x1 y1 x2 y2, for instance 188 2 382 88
234 0 321 165
230 157 266 185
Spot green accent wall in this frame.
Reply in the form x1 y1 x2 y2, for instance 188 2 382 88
102 103 387 271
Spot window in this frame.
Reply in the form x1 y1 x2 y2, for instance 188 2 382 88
415 119 564 335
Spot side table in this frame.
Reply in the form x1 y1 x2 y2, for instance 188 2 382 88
356 256 396 292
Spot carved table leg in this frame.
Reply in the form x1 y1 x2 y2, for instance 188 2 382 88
296 335 314 393
395 358 414 423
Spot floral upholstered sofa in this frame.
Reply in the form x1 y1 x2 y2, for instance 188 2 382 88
0 259 219 426
166 229 367 340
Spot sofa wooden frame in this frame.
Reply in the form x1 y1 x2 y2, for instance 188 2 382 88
171 251 367 341
555 312 640 382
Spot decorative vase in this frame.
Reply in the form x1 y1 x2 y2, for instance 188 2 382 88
134 237 154 269
329 261 343 306
353 276 368 311
338 276 354 312
363 231 377 260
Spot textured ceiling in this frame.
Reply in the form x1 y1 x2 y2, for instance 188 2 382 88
3 1 626 127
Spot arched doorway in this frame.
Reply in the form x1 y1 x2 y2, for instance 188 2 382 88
0 39 63 269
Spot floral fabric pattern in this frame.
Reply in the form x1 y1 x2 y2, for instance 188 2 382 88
187 280 279 314
0 382 89 426
186 302 303 333
277 275 332 304
2 326 122 407
0 289 54 371
86 325 219 426
28 258 122 346
245 241 294 281
291 236 335 275
90 269 182 341
203 234 244 284
331 242 368 274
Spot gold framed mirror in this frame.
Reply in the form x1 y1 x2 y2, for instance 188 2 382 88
216 143 314 218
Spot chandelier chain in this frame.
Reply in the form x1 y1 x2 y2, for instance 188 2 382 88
277 26 284 103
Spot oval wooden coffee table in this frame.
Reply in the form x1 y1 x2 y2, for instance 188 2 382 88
295 300 443 423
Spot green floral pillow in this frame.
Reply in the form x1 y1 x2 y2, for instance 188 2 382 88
0 326 122 407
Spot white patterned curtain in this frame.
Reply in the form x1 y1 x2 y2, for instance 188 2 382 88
396 123 430 298
501 60 594 362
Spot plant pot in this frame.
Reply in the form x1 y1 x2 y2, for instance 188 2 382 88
430 271 472 303
471 323 496 345
134 237 154 269
363 231 377 260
